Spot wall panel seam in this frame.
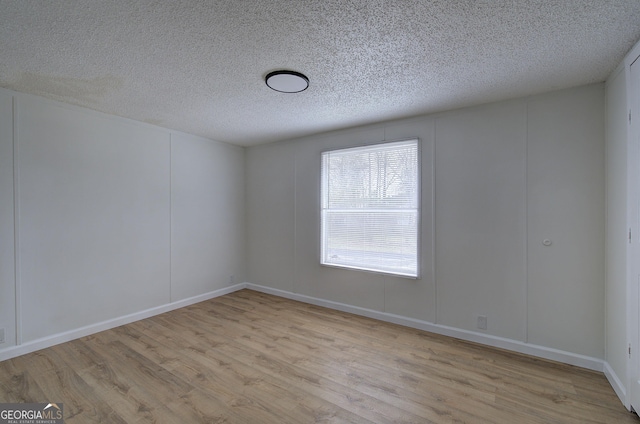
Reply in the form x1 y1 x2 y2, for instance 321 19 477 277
12 95 21 346
525 100 530 344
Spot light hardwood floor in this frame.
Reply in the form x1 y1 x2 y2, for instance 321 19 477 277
0 289 637 423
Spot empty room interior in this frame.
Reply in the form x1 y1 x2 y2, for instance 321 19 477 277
2 1 640 422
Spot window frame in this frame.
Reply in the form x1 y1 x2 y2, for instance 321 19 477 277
319 138 421 279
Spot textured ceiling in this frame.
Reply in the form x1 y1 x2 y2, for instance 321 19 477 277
1 1 639 146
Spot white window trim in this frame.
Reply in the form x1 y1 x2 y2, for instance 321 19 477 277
319 138 421 279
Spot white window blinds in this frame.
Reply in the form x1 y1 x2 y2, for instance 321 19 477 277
321 139 419 277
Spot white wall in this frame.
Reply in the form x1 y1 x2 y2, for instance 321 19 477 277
0 82 608 370
605 64 629 403
435 101 526 340
247 84 605 361
246 141 296 293
0 88 245 356
16 95 171 342
171 132 245 301
527 87 605 358
248 118 436 320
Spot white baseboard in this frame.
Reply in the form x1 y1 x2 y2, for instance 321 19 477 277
0 283 248 362
246 283 605 372
2 281 622 407
0 281 606 375
604 361 630 410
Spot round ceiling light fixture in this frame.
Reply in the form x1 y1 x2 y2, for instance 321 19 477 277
265 70 309 93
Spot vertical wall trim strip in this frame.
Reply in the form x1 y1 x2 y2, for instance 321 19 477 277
524 100 530 344
12 95 21 346
169 133 173 303
293 144 298 294
433 117 438 324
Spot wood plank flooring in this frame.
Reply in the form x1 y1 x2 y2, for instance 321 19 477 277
0 289 637 423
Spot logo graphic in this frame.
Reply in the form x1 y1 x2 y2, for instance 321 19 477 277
0 402 63 424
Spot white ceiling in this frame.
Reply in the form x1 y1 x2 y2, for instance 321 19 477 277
1 1 639 146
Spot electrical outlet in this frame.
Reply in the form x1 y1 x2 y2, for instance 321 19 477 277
229 275 234 284
477 316 487 330
0 328 4 343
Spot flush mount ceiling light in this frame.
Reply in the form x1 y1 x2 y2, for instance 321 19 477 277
265 70 309 93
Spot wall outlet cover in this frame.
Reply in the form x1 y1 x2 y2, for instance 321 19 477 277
477 316 488 330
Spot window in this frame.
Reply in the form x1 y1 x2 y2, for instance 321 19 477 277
321 139 419 278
